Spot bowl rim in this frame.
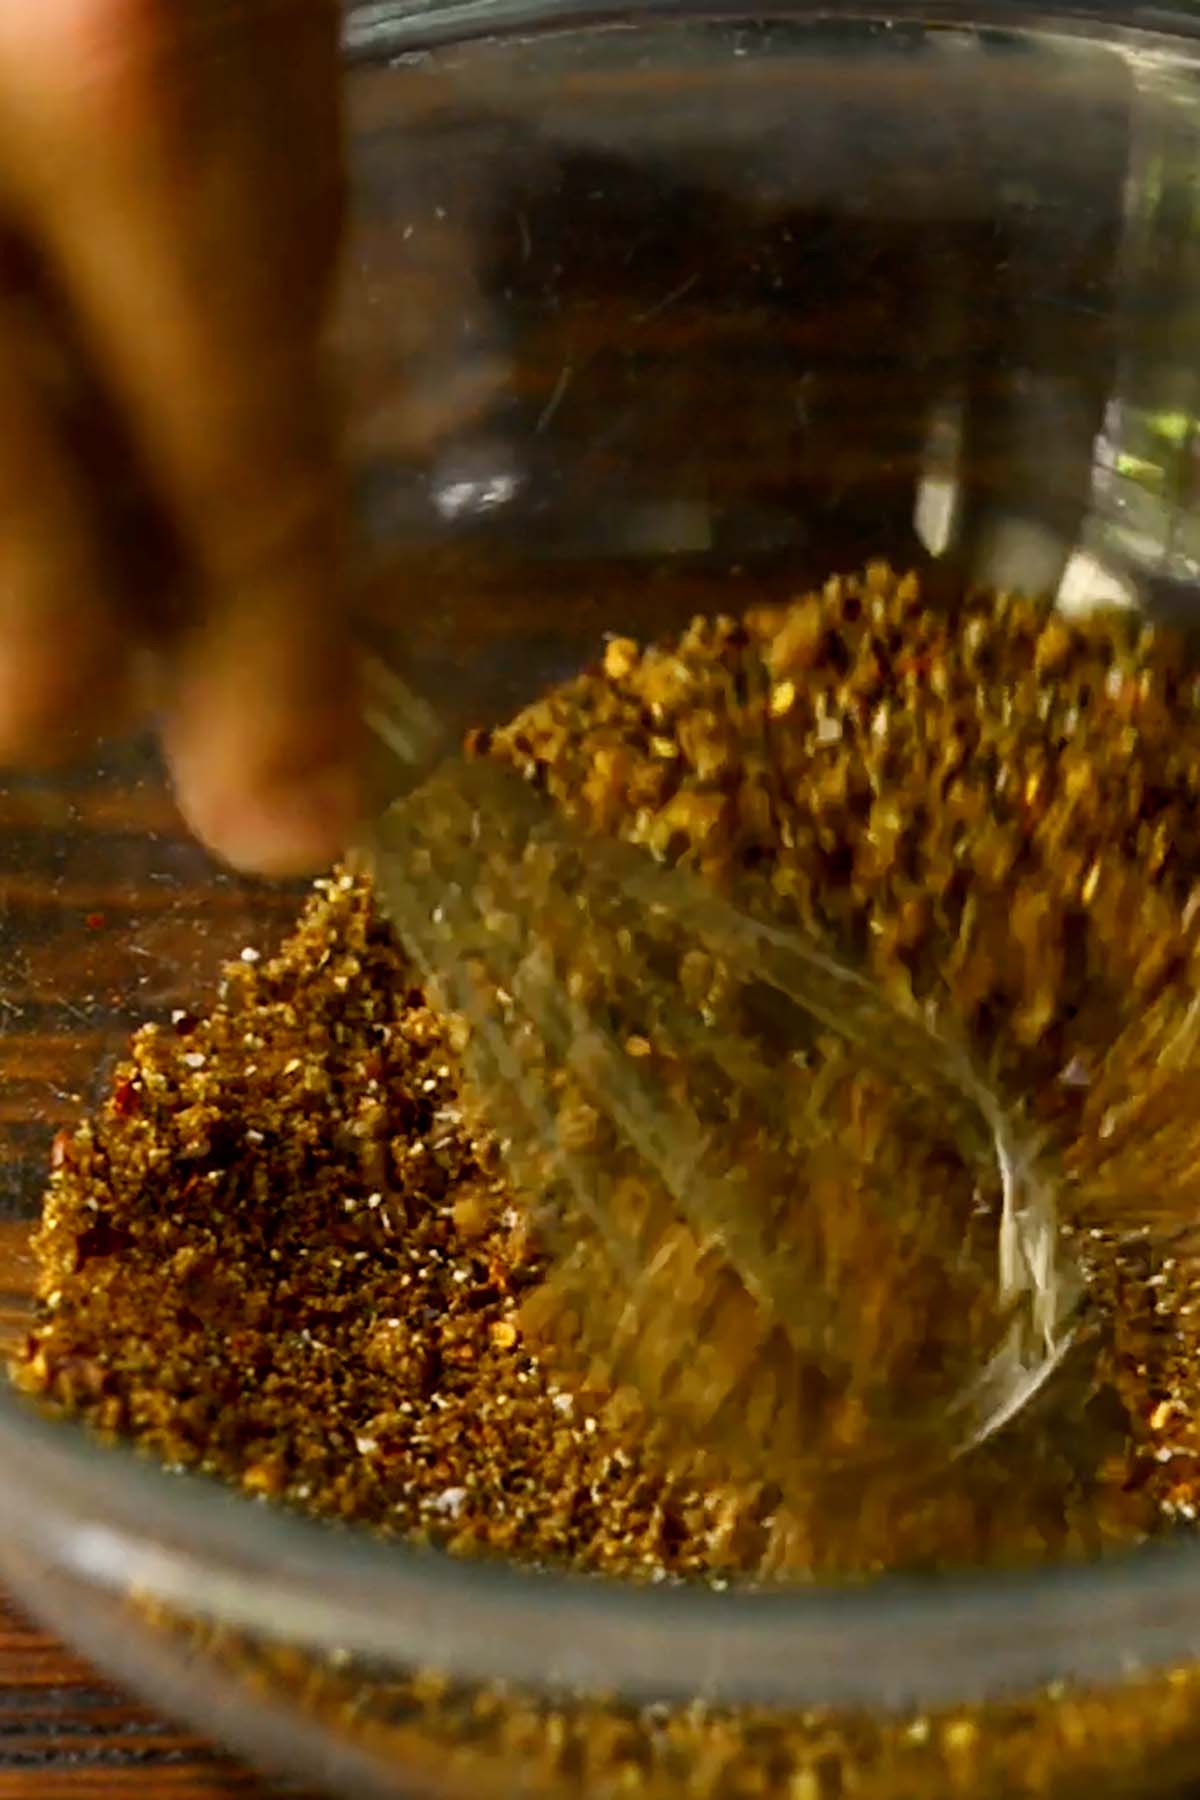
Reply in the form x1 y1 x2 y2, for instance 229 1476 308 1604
8 1374 1200 1710
11 0 1200 1717
342 0 1200 58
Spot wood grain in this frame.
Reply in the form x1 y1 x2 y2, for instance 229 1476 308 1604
0 1591 277 1799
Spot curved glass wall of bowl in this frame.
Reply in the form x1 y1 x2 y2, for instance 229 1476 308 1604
338 7 1200 722
1065 44 1200 622
335 9 1200 1470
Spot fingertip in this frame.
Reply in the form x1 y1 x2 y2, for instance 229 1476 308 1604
158 494 358 877
170 743 360 878
166 643 362 874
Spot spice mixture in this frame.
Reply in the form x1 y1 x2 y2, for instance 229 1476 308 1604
15 563 1200 1794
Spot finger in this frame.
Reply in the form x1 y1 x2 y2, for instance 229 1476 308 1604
0 0 354 870
162 567 361 878
0 288 131 763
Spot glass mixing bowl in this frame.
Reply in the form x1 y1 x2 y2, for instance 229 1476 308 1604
7 2 1200 1794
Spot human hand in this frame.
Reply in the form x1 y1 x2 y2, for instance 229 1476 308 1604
0 0 354 875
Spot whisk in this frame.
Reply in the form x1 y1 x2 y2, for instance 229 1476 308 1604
361 651 1080 1489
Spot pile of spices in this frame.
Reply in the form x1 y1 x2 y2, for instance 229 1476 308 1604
484 563 1200 1098
435 558 1200 1495
15 563 1200 1794
380 740 1036 1498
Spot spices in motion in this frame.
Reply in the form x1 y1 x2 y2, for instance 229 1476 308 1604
16 564 1200 1795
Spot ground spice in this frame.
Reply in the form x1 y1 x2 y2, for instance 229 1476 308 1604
485 564 1200 1102
110 1613 1200 1800
16 564 1200 1794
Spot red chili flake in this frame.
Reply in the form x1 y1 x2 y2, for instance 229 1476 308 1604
112 1078 140 1119
50 1130 73 1171
84 912 107 932
895 652 933 680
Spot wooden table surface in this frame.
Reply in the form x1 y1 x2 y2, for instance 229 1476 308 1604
0 1593 272 1800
